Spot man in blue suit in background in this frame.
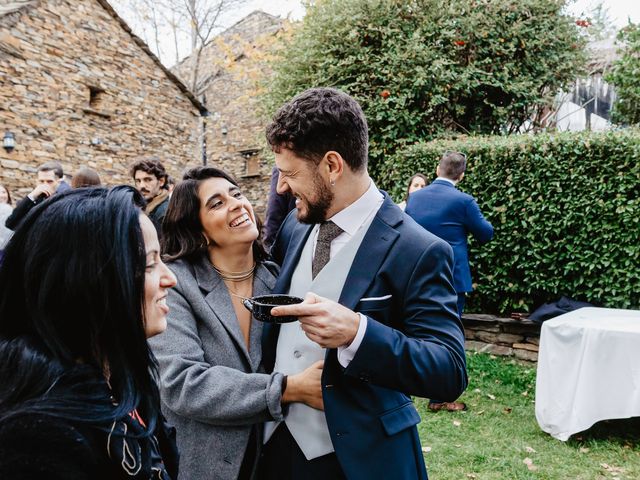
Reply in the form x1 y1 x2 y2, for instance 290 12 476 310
406 151 494 317
406 151 493 412
260 88 467 479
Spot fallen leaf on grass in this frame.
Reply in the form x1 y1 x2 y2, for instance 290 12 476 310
487 393 496 400
600 463 625 475
579 447 590 453
523 457 538 471
455 444 462 448
525 446 536 453
521 391 529 396
453 420 462 427
476 410 485 416
503 407 512 414
421 446 432 453
466 474 477 479
473 388 481 393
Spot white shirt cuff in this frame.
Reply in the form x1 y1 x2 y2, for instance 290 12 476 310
337 313 367 368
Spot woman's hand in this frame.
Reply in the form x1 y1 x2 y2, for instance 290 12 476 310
282 360 324 411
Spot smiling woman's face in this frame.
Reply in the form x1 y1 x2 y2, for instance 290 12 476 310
140 214 176 338
198 177 259 250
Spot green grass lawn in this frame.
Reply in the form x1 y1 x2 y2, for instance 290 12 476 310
418 352 640 479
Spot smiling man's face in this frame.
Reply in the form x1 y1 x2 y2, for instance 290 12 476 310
275 148 334 225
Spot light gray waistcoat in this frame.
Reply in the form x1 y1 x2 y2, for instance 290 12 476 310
264 215 374 460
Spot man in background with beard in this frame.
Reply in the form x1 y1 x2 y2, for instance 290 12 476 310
260 87 467 480
130 158 170 233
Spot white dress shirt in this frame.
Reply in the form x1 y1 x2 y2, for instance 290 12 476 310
436 176 457 186
309 180 384 367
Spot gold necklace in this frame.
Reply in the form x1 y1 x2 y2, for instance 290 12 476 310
212 262 256 282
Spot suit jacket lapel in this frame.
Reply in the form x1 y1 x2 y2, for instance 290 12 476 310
339 194 402 310
263 221 314 371
273 222 314 294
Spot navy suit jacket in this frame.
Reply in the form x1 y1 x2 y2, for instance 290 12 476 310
263 193 467 480
406 179 493 293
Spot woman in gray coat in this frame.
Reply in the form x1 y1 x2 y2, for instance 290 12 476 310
149 167 322 480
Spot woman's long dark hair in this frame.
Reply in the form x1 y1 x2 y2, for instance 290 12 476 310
162 166 267 262
0 186 161 434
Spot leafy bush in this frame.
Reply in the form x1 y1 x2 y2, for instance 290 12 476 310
262 0 586 177
379 130 640 313
606 23 640 125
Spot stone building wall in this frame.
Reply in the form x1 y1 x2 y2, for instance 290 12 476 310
173 11 284 218
0 0 204 198
462 314 541 362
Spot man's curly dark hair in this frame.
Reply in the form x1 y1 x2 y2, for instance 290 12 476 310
130 158 169 189
266 87 369 172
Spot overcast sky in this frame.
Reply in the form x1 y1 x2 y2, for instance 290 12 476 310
116 0 638 67
241 0 639 27
567 0 639 26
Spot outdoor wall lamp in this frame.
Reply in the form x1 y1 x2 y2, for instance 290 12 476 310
3 132 15 153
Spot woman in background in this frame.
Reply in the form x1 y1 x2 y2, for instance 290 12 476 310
397 173 428 211
0 184 11 206
151 166 322 480
0 187 179 479
71 167 102 188
0 184 13 263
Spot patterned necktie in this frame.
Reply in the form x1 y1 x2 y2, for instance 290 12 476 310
312 221 344 279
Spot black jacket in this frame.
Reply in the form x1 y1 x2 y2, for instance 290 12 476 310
4 195 43 230
0 411 179 480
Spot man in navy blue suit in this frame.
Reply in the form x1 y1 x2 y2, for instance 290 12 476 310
406 151 494 317
260 87 467 479
406 152 493 412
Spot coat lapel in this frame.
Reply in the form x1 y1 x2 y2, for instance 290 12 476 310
249 264 277 370
339 194 402 310
193 255 255 369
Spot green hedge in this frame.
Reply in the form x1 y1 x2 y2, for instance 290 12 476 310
377 129 640 314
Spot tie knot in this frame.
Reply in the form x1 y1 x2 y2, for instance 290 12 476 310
317 221 343 244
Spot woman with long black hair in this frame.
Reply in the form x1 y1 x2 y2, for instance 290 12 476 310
0 186 179 479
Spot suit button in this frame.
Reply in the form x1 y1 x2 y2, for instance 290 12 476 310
359 373 370 382
293 350 302 359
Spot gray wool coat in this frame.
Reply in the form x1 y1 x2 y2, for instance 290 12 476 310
148 255 285 480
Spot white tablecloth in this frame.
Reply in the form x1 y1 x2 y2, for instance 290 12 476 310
535 307 640 441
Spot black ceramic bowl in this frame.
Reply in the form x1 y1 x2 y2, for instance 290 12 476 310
242 294 304 323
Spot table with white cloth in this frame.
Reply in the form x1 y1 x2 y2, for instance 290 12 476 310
535 307 640 441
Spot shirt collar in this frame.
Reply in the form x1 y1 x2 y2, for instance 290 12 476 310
327 180 383 236
436 176 457 186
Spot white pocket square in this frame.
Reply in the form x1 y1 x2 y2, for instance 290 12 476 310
360 294 392 302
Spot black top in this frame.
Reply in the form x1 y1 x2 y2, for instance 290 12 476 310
148 196 170 234
0 409 179 479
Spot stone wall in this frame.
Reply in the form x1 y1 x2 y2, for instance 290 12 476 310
0 0 202 198
463 313 541 362
173 11 284 218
